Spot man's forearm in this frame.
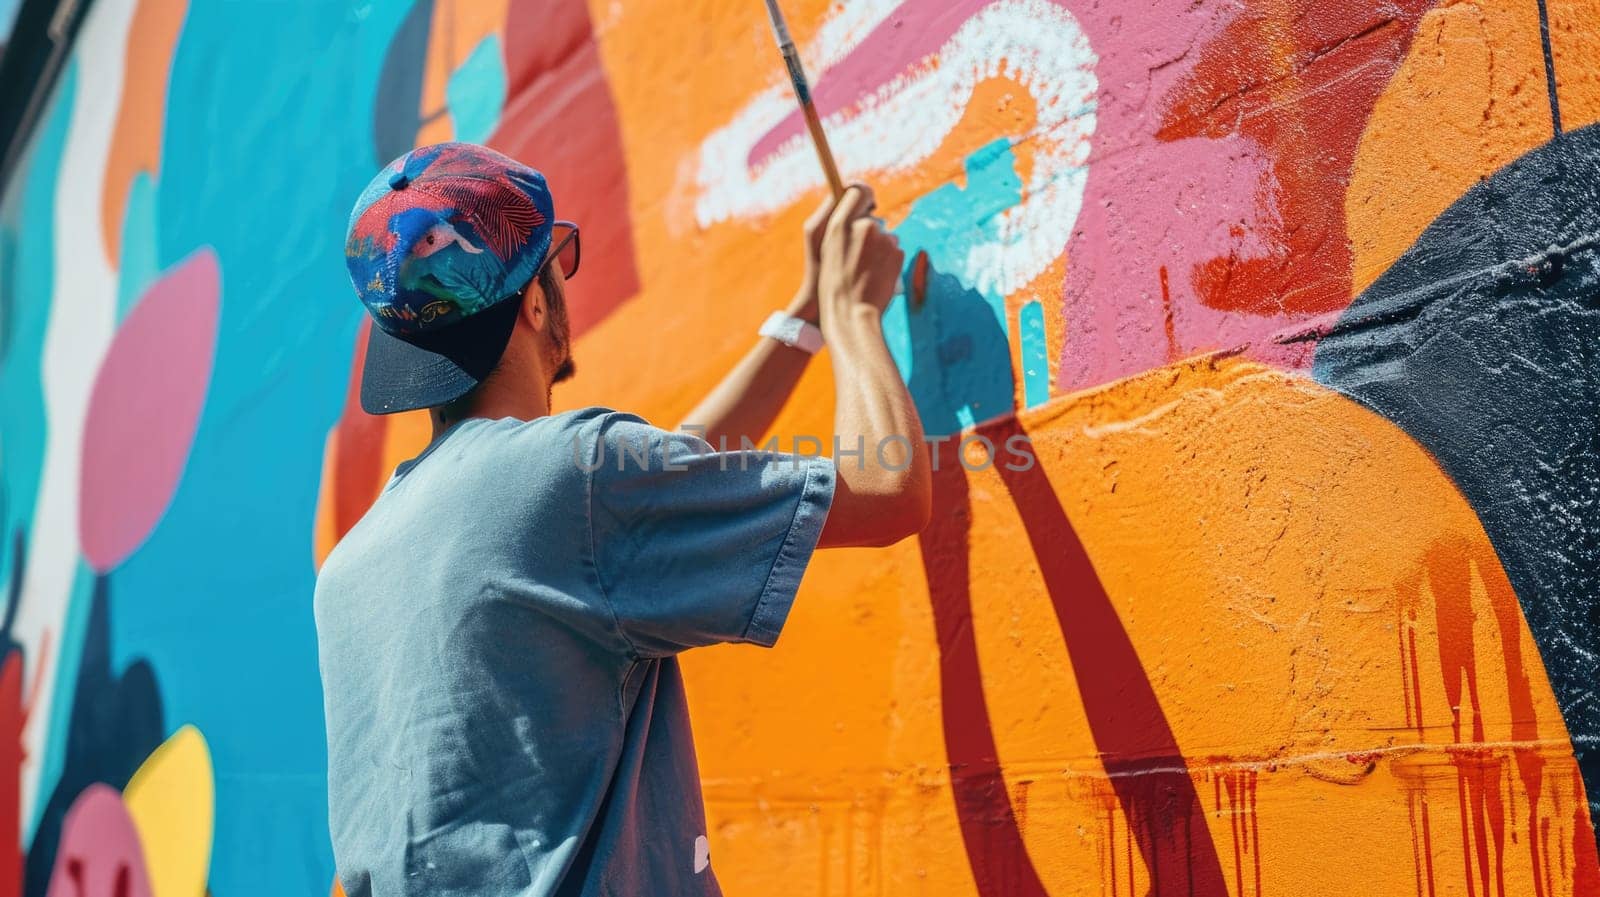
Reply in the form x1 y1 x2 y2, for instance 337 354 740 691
818 306 931 547
677 291 817 447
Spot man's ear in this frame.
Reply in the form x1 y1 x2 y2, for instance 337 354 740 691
519 280 547 333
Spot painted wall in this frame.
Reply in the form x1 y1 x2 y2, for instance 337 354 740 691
0 0 1596 895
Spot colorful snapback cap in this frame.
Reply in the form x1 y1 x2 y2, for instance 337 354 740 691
345 142 555 415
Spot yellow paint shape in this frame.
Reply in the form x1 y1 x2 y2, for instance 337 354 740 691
123 724 214 897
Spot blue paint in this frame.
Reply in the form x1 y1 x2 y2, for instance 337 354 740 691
883 138 1022 436
95 4 416 893
116 172 161 320
1019 301 1049 409
0 63 76 614
446 34 507 144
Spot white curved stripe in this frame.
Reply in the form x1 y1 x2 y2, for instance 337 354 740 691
15 0 136 833
694 0 1097 297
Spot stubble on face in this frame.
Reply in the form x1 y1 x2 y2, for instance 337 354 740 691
544 269 576 386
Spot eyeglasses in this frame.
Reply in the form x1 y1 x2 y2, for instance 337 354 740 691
537 221 580 280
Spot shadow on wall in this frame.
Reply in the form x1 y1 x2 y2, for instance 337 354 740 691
920 421 1231 897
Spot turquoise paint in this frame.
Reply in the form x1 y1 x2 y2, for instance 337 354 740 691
98 3 417 894
115 172 161 320
1019 300 1049 409
446 34 507 144
883 138 1022 436
0 63 76 615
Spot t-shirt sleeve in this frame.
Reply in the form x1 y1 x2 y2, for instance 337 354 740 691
584 413 835 657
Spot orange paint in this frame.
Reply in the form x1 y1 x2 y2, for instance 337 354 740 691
305 1 1600 892
1348 0 1600 293
413 0 511 147
100 0 189 263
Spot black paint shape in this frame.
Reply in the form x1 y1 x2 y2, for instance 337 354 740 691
22 576 165 897
1314 122 1600 842
371 0 435 167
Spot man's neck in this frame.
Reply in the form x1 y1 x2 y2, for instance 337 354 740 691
429 376 552 441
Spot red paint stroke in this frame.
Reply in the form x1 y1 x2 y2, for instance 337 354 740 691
989 417 1228 895
917 460 1050 897
493 1 640 337
1057 0 1434 390
79 249 220 572
1 630 51 893
1 649 21 896
1160 4 1435 317
330 322 391 540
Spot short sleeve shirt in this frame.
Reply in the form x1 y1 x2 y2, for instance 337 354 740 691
314 408 835 897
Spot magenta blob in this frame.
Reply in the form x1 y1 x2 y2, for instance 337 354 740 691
79 247 220 572
45 783 155 897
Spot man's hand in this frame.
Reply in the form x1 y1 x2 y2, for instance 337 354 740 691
791 190 844 323
678 182 932 549
817 185 905 325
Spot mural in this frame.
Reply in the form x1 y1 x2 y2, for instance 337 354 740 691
0 0 1596 895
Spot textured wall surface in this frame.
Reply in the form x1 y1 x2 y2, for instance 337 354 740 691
0 1 1597 895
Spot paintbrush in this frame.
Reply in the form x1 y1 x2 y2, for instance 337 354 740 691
761 0 845 198
760 0 929 304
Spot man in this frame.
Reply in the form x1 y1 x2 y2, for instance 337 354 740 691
316 142 930 896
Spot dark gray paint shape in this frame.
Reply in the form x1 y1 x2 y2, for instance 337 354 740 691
1315 122 1600 840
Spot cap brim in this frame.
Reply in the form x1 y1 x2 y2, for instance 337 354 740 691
358 296 521 415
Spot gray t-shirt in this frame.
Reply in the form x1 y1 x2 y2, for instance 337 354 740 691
315 408 835 896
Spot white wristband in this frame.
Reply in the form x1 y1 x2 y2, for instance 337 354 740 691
759 311 825 354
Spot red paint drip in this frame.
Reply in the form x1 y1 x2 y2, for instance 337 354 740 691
1394 540 1600 895
1570 766 1600 896
1250 773 1262 897
1159 266 1178 363
1421 793 1439 897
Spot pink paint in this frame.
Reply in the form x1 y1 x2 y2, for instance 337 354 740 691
1055 1 1432 390
750 0 995 170
45 784 154 897
79 248 220 573
1055 2 1291 389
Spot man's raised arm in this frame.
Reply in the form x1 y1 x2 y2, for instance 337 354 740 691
678 199 833 446
813 186 930 548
